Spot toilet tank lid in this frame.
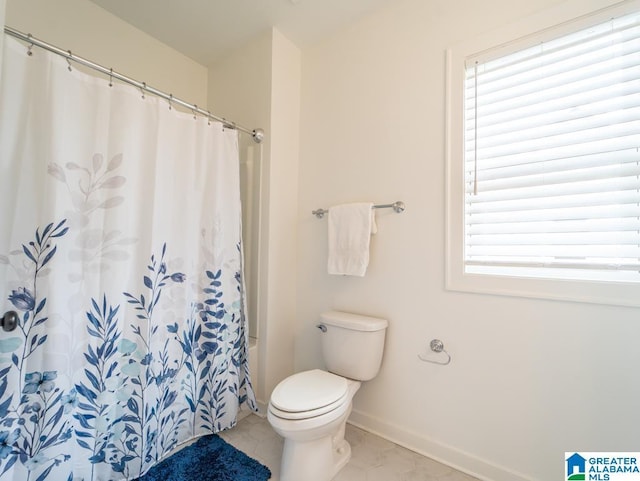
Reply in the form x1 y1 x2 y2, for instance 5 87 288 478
320 311 388 332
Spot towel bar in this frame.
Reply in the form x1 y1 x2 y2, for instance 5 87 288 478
312 201 405 219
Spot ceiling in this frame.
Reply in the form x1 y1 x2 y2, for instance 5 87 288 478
88 0 396 66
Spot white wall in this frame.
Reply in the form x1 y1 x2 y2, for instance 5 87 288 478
262 29 301 404
207 32 273 400
0 0 5 80
296 1 640 481
5 0 207 106
207 31 272 137
7 1 640 479
208 28 301 407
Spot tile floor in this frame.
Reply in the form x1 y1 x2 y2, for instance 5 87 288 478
219 413 480 481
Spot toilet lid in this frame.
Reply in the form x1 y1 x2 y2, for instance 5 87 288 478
270 369 348 413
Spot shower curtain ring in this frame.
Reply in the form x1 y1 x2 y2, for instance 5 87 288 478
168 94 173 110
141 82 146 99
109 68 113 87
192 105 197 120
66 51 73 71
207 111 211 125
26 34 34 56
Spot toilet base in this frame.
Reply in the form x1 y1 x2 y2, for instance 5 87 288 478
268 377 362 481
280 429 352 481
333 437 352 476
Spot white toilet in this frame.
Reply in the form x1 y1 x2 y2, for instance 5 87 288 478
267 311 388 481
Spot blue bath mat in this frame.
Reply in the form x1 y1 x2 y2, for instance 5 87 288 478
135 434 271 481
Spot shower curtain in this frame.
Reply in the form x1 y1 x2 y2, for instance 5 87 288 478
0 35 256 481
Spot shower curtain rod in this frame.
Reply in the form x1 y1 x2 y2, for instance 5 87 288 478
3 26 265 144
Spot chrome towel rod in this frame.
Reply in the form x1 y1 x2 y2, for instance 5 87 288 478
312 201 405 219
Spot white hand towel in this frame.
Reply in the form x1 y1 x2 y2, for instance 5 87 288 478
327 202 377 276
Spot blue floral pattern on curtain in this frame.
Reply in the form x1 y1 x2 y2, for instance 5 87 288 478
0 35 256 481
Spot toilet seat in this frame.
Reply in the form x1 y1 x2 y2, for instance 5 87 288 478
269 369 349 420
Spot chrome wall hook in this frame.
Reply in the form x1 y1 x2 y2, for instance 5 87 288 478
418 338 451 365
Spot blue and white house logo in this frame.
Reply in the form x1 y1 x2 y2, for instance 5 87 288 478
566 453 640 480
567 453 587 480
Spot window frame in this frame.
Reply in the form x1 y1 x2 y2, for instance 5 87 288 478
445 0 640 307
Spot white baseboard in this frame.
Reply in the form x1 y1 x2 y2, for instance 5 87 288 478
240 397 268 419
348 409 536 481
254 399 268 417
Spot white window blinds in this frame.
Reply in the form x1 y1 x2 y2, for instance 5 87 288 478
464 9 640 282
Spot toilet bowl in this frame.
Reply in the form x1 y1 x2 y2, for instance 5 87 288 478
267 311 388 481
267 369 361 481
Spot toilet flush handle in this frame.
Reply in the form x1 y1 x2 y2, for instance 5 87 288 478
316 324 327 333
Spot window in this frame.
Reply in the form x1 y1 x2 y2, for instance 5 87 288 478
446 0 640 305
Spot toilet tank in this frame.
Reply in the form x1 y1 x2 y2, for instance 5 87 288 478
318 311 388 381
